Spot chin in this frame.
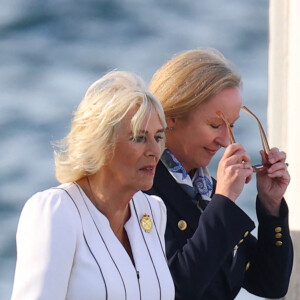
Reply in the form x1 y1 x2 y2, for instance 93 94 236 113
199 158 212 168
139 181 154 192
142 185 153 192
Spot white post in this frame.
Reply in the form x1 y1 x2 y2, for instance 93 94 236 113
268 0 300 299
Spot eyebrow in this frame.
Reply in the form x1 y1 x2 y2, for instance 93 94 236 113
211 115 240 123
137 128 165 134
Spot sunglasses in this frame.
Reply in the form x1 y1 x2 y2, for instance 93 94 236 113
216 106 270 172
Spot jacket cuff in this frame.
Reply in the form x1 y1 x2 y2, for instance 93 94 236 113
256 197 290 247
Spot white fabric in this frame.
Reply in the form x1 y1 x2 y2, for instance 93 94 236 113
11 182 175 300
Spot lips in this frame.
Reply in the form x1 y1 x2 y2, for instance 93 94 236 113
139 165 156 174
205 147 219 156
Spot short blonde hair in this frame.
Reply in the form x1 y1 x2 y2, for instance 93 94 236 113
54 70 166 183
148 48 241 119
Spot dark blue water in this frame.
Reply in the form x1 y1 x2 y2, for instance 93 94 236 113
0 1 269 298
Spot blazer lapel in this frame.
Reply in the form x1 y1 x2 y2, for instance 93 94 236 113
63 184 138 290
149 161 201 232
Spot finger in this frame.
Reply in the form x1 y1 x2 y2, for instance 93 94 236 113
260 148 286 164
227 163 253 181
241 153 251 164
267 167 290 183
241 162 253 183
267 169 290 183
222 144 251 165
223 143 248 159
242 161 253 170
267 161 288 173
268 148 287 164
223 153 251 168
245 173 253 183
259 150 268 165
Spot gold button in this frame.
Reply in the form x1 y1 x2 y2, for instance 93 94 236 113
178 220 187 231
245 262 251 271
238 239 244 244
275 233 282 239
243 231 249 238
275 227 282 233
276 241 283 246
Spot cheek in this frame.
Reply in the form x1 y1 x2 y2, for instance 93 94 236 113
112 148 134 168
122 147 144 167
195 127 214 143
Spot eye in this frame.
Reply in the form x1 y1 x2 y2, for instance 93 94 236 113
155 135 164 143
131 135 146 143
210 124 221 129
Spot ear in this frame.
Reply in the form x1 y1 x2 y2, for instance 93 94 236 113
166 117 176 129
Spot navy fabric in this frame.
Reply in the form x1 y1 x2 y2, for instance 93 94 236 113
145 161 293 300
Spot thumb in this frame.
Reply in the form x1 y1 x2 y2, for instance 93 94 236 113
260 150 268 165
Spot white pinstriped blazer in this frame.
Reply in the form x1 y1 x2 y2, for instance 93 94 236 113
11 182 175 300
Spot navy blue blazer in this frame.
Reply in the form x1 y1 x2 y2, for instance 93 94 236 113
145 161 293 300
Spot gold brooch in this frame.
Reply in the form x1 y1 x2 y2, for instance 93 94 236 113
140 213 152 233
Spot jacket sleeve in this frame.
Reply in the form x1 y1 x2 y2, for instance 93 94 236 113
166 193 255 300
11 190 78 300
242 197 293 298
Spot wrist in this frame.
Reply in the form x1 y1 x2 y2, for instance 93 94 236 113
215 188 237 202
257 195 281 217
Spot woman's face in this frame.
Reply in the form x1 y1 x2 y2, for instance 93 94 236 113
167 87 242 172
104 108 165 193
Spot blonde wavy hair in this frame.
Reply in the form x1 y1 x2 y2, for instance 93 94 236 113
148 48 242 119
54 70 166 183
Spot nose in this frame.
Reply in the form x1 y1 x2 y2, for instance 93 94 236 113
215 127 232 148
145 137 162 158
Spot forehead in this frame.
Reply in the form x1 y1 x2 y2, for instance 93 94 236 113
117 107 163 135
192 87 242 120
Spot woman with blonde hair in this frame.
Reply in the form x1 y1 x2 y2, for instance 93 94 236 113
146 48 293 299
11 70 175 300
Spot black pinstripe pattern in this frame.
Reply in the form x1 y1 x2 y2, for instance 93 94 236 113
52 186 108 300
131 195 162 300
74 183 128 300
142 193 167 261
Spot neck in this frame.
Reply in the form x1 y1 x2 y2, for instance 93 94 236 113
77 174 133 234
80 175 134 262
165 146 193 173
188 168 197 178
